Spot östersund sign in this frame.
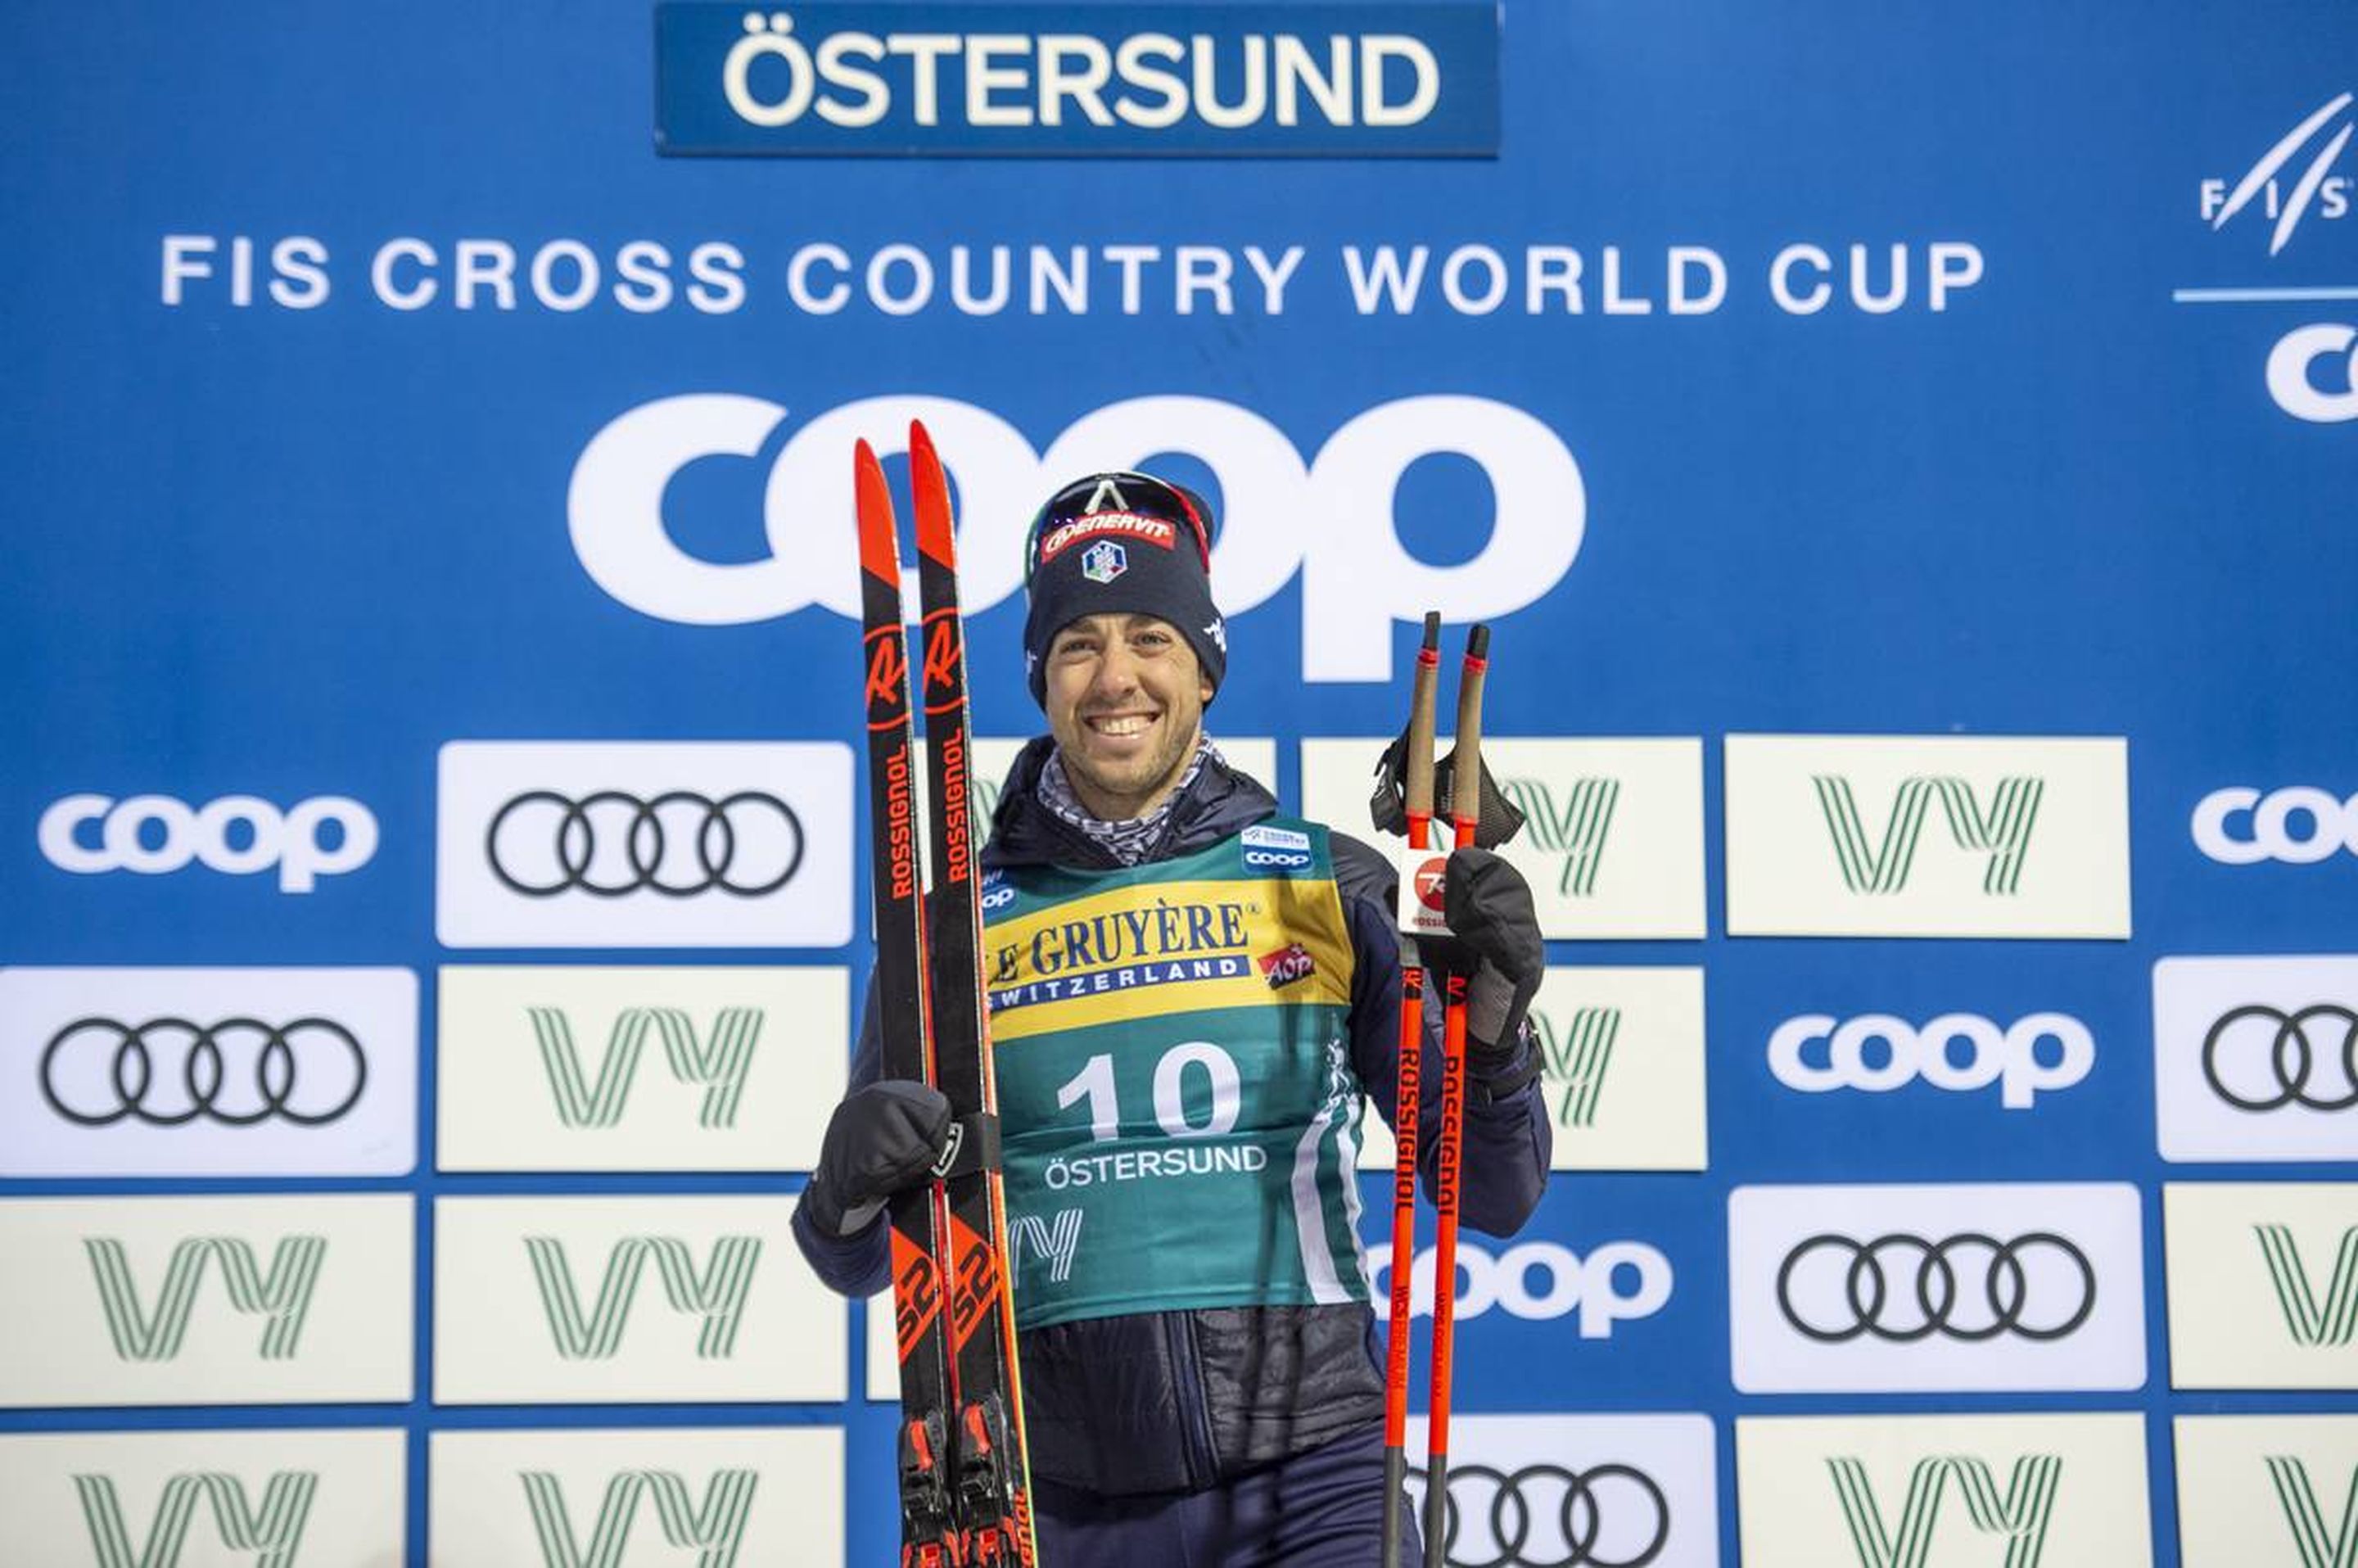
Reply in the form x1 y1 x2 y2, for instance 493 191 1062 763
653 3 1500 156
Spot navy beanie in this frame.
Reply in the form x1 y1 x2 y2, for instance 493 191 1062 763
1021 472 1226 707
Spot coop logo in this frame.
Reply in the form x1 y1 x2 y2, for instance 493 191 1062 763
1768 1012 2094 1109
1826 1455 2062 1568
85 1236 327 1360
2195 786 2358 861
528 1006 762 1130
519 1469 757 1568
1369 1238 1673 1339
38 793 377 893
1502 776 1618 897
567 392 1583 683
525 1236 761 1359
980 870 1016 911
73 1471 318 1568
655 2 1499 156
2201 93 2355 255
1242 825 1313 872
2267 325 2358 423
1814 775 2043 896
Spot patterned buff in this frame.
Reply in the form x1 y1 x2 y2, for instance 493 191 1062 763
1038 737 1222 865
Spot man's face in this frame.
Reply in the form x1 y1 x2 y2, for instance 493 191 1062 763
1043 612 1213 820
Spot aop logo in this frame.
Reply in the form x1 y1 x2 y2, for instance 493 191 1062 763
527 1006 762 1129
567 393 1583 681
1767 1013 2094 1109
1814 776 2042 895
1502 777 1618 897
1825 1455 2063 1568
517 1469 758 1568
1369 1240 1672 1339
525 1236 761 1358
38 794 377 892
2193 787 2358 862
74 1471 317 1568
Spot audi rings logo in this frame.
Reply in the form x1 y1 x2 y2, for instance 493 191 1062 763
485 790 805 897
1414 1463 1669 1568
2205 1005 2358 1111
1776 1232 2096 1344
39 1016 367 1127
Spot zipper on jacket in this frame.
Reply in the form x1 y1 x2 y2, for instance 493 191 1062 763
1166 1309 1220 1489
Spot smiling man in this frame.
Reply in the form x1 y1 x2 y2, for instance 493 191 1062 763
795 471 1553 1566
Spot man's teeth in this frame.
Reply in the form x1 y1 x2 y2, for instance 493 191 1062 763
1093 716 1152 737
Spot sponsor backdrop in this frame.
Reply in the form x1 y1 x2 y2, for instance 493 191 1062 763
2 1 2353 1563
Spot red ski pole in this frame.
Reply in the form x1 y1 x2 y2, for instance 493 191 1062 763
1380 612 1443 1566
1422 623 1488 1568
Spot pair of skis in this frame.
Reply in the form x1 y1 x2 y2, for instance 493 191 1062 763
1380 613 1491 1568
855 423 1037 1567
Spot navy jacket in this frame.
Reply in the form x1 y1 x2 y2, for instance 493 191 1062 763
794 739 1552 1495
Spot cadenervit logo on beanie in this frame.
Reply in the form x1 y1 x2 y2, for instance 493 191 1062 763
1021 470 1226 705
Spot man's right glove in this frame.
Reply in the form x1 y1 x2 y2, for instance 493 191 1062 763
801 1079 954 1238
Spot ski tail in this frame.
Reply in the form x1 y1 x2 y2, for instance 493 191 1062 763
856 436 960 1565
910 418 1039 1566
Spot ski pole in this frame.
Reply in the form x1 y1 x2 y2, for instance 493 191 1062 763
1380 611 1443 1567
1422 623 1488 1568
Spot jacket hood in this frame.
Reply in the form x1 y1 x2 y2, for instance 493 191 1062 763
981 735 1279 870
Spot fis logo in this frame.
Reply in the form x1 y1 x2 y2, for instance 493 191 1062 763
1814 776 2043 897
1503 776 1619 897
1825 1455 2063 1568
86 1236 326 1361
525 1236 761 1359
2256 1225 2358 1347
517 1469 758 1568
1538 1005 1620 1129
529 1007 762 1130
2201 93 2356 255
73 1471 317 1568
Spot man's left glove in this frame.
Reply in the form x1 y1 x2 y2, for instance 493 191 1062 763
1423 847 1545 1071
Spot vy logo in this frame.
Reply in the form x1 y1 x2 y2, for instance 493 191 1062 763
2256 1224 2358 1347
1502 775 1619 896
1536 1005 1620 1129
517 1468 757 1568
1826 1454 2062 1568
526 1236 761 1359
2263 1456 2358 1568
75 1471 317 1568
528 1006 762 1129
85 1236 326 1361
1814 776 2043 896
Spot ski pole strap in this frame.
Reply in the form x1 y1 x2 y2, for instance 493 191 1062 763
1466 1019 1544 1107
928 1112 1005 1180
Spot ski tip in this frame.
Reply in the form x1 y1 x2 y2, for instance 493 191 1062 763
910 421 957 567
855 440 901 582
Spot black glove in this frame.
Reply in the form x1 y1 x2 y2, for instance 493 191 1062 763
1420 847 1545 1068
1368 730 1527 849
802 1079 953 1238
